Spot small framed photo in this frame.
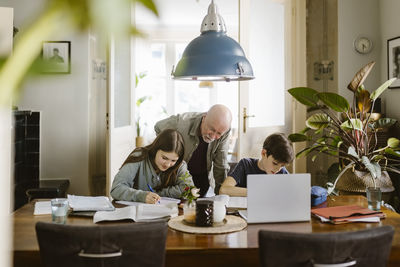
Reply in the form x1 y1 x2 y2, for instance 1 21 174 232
387 36 400 88
42 41 71 74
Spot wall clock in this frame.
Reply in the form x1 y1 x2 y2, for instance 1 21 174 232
354 36 373 54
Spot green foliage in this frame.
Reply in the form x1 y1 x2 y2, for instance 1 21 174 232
287 87 319 107
288 61 400 183
0 0 158 106
179 172 199 204
317 92 349 112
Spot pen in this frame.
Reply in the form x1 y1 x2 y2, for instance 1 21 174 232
147 184 160 204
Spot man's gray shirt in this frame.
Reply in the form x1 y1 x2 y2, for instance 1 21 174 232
154 112 230 194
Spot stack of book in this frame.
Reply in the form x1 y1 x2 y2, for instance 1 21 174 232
311 205 385 224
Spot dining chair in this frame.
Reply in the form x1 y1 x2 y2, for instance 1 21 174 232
36 221 168 267
259 225 394 267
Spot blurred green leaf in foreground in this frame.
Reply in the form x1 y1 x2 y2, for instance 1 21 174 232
0 0 158 105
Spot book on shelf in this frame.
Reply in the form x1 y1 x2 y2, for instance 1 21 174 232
93 202 178 223
311 205 385 224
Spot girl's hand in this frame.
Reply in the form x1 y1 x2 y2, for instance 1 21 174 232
145 192 161 204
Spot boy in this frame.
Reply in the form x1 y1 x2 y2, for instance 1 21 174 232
219 133 294 196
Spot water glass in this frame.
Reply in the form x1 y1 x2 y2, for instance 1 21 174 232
366 187 381 211
51 198 69 224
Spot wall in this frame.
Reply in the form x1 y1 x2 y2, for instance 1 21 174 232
2 0 91 195
380 0 400 120
338 0 400 121
306 0 338 185
338 0 381 100
0 6 14 267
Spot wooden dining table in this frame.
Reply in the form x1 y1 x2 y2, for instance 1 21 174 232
13 195 400 267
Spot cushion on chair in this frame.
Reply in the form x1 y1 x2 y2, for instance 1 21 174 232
258 225 394 267
36 221 167 267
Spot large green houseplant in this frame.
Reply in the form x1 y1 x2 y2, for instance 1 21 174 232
288 62 400 194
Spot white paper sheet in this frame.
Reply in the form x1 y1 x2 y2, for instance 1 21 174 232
68 195 115 211
315 214 380 223
34 201 51 215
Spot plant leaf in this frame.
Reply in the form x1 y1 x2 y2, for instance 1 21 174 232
317 92 350 112
348 146 359 159
370 78 397 100
347 61 375 92
369 118 397 130
288 133 309 142
296 145 321 158
361 156 380 179
356 89 371 113
300 127 311 134
385 148 400 157
306 113 330 130
388 138 400 148
340 118 363 131
135 0 159 17
288 87 319 107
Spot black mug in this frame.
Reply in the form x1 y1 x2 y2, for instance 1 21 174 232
195 200 214 227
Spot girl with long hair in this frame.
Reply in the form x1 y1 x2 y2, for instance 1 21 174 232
110 129 194 204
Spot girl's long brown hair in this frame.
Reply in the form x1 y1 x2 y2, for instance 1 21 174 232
121 129 185 190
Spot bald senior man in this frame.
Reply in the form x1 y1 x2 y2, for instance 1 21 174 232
154 104 232 196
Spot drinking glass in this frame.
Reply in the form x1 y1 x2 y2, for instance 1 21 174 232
366 187 381 211
51 198 69 224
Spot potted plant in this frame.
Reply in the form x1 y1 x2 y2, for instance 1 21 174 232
288 62 400 196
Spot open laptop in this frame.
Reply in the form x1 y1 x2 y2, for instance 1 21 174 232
239 174 311 223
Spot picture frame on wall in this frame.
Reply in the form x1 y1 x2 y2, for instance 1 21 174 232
387 36 400 88
42 41 71 74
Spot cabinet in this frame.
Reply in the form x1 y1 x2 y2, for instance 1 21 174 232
13 110 40 210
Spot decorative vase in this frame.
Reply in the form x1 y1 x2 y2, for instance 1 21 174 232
183 201 196 224
135 136 144 147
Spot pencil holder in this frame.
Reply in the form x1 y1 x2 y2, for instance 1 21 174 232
195 200 213 227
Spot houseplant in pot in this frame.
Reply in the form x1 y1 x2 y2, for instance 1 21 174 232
288 62 400 197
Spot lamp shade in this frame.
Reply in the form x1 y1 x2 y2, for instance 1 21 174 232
172 0 254 82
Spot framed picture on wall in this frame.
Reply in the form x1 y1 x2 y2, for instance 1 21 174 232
42 41 71 74
387 36 400 88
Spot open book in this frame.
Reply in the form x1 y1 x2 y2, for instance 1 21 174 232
93 203 178 223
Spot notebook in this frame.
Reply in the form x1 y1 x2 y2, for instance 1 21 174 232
239 174 311 223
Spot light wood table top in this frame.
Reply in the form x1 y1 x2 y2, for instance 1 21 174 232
13 195 400 267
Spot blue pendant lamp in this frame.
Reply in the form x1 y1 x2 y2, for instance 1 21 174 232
172 0 254 82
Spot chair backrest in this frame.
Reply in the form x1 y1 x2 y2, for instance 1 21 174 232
36 221 168 267
258 226 394 267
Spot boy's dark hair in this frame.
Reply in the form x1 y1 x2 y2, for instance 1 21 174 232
263 133 294 164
